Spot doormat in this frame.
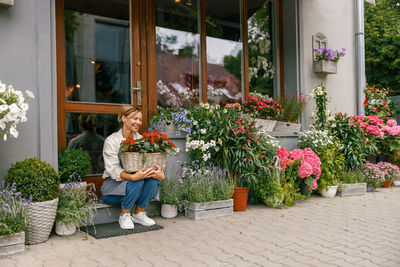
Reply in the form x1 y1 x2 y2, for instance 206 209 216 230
81 222 164 239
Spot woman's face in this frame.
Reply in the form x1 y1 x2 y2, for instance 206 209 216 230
122 111 142 133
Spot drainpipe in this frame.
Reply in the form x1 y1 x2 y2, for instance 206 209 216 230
356 0 366 115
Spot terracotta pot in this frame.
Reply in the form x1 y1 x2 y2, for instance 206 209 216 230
381 180 391 188
232 187 249 211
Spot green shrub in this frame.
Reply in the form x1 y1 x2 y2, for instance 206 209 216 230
317 146 345 191
339 170 365 184
160 178 183 206
58 148 90 183
4 157 60 202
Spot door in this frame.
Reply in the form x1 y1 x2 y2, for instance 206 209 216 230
56 0 149 176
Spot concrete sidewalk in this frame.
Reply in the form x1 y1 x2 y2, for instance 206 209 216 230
2 187 400 267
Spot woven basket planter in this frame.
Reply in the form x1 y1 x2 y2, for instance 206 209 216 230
25 198 58 245
121 152 167 173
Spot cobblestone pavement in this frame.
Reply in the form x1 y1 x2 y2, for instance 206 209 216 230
2 187 400 267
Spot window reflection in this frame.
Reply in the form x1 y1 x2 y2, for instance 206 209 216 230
206 0 242 105
66 113 119 175
64 0 130 104
155 0 200 107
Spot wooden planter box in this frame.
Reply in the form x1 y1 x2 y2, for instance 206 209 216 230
273 121 301 132
254 119 277 132
185 199 233 220
0 0 14 8
337 183 367 197
313 60 337 74
0 232 24 257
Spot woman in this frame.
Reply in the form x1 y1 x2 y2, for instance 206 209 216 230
100 105 164 229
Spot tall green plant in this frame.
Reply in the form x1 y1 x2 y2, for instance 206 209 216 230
58 148 90 183
312 82 329 130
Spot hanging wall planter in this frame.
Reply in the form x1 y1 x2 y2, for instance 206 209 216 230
313 60 337 74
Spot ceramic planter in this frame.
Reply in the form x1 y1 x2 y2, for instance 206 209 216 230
0 232 24 257
273 121 301 132
185 199 233 220
161 204 178 219
313 60 337 74
232 187 249 211
254 118 277 132
55 221 77 236
321 186 338 199
337 183 367 197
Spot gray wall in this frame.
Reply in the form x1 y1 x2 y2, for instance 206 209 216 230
0 0 57 180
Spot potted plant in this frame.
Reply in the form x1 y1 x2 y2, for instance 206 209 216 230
149 107 194 136
242 97 282 132
0 80 34 141
360 162 385 191
120 131 177 173
180 165 234 220
55 181 97 236
0 183 30 256
274 93 308 132
337 170 367 196
58 148 91 183
376 162 400 188
4 157 60 245
313 47 346 74
159 178 182 219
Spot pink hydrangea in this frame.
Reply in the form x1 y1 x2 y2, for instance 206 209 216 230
312 179 318 190
387 119 397 127
298 161 313 178
290 149 304 161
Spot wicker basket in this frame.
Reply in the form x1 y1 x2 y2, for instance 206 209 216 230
121 152 167 172
25 198 58 245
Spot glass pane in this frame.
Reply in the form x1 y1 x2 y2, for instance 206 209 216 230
155 0 200 107
64 0 131 104
206 0 242 105
66 113 119 175
248 0 275 98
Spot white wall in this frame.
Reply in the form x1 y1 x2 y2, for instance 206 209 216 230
299 0 358 129
0 0 57 179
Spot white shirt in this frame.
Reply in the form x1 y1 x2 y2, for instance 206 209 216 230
102 129 142 181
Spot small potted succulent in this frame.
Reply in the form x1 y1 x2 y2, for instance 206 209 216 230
313 47 346 74
0 183 31 256
4 157 60 244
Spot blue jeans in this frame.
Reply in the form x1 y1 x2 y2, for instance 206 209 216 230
102 178 159 210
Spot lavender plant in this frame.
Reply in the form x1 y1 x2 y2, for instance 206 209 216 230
159 178 183 207
149 107 194 135
0 183 31 236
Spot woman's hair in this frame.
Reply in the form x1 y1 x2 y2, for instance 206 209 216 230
118 105 142 126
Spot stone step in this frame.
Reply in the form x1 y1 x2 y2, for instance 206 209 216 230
89 200 161 225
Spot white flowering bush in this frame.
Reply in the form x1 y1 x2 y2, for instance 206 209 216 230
0 81 34 141
298 129 340 154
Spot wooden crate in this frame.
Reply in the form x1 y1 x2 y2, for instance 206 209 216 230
337 183 367 197
0 232 24 257
185 199 233 220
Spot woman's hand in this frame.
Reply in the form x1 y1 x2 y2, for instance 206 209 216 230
151 165 165 180
130 167 154 181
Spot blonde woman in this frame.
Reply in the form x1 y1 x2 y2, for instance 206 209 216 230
100 105 164 229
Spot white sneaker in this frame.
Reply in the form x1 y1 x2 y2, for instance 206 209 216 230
119 213 134 230
131 212 156 226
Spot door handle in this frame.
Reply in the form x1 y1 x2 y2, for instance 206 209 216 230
131 81 142 106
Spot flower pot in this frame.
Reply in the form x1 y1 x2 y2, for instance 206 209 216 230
232 187 249 211
254 118 277 133
273 121 301 132
367 186 373 192
161 204 178 219
26 198 58 245
313 60 337 74
55 221 77 236
393 180 400 186
0 232 25 257
381 180 391 188
163 121 178 134
320 186 338 199
300 185 311 197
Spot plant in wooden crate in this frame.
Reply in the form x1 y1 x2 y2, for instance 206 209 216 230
242 96 282 132
55 181 97 236
0 183 31 256
180 165 234 220
337 170 367 196
298 129 345 198
119 131 177 172
159 178 183 219
274 93 308 132
58 148 90 183
4 158 60 244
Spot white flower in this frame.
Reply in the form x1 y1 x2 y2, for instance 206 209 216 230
193 121 198 126
214 146 220 152
9 125 18 138
3 134 7 141
200 128 207 134
26 90 35 98
217 138 223 145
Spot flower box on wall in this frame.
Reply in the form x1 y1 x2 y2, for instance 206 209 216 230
0 0 14 8
313 60 337 74
185 199 233 220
